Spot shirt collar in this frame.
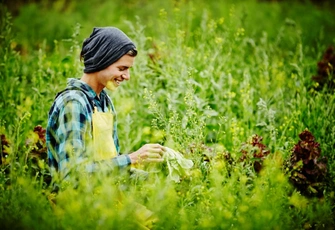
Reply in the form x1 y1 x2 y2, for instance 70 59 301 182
67 78 109 104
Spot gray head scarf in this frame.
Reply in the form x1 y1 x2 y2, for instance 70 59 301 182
81 27 136 73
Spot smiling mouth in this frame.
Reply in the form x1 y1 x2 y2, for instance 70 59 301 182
112 79 122 87
106 80 120 91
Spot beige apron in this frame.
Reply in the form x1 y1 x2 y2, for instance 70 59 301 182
92 107 117 161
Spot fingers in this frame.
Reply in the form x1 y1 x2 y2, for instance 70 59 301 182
140 152 163 160
136 154 164 164
128 143 166 164
146 144 166 156
148 153 162 159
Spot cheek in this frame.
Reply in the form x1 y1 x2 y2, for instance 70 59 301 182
107 69 119 78
101 71 113 81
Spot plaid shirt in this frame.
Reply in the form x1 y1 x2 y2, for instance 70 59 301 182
46 78 131 177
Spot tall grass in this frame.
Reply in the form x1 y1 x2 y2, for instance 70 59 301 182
1 0 335 229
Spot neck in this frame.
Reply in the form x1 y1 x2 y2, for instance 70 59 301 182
81 73 103 96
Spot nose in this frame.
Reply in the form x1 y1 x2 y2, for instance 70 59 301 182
122 70 130 80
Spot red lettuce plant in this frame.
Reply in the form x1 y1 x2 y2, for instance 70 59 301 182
312 46 335 90
1 125 50 184
25 125 50 184
26 125 47 161
286 130 327 197
0 134 10 167
239 134 270 173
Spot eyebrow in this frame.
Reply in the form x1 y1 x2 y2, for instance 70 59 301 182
118 65 132 69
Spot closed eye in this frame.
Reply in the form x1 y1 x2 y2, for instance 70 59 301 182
118 67 128 71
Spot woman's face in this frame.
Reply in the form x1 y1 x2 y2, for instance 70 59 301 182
97 54 135 91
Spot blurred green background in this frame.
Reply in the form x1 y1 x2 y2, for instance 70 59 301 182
3 0 335 55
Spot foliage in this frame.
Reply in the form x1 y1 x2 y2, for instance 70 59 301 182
0 0 335 229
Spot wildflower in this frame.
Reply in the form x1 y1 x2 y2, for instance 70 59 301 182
218 17 225 25
289 191 308 209
215 37 223 44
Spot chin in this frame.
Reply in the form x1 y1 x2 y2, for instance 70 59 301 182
106 81 118 91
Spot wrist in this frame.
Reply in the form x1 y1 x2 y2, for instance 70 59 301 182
125 154 133 165
127 152 137 164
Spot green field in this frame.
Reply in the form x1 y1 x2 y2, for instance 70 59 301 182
1 0 335 229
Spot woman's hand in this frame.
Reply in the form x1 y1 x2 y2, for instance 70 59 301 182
128 144 166 164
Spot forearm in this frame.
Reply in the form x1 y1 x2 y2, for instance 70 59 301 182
85 154 131 172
